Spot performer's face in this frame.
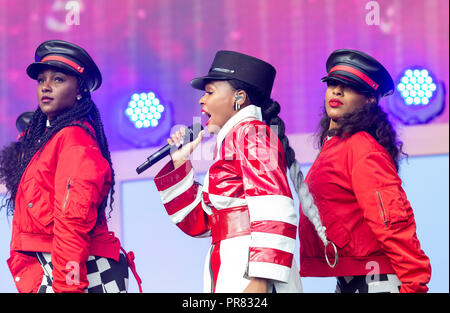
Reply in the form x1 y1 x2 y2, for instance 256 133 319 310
37 68 79 120
325 82 372 129
199 81 237 134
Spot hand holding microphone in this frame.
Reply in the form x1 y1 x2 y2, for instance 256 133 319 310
136 123 204 174
168 126 205 169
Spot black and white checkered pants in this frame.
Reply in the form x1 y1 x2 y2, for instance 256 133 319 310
336 274 401 293
36 251 129 293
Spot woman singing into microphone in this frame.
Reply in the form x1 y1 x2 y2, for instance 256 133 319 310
153 51 327 293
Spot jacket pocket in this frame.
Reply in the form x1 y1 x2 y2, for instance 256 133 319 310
60 177 97 222
376 191 389 227
375 186 412 228
22 178 53 228
61 178 72 217
324 218 352 250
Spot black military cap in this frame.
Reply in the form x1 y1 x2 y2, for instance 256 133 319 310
321 49 394 98
190 50 276 97
26 40 102 92
16 111 34 133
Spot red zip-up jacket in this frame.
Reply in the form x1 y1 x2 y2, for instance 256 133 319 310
7 122 121 293
299 131 431 293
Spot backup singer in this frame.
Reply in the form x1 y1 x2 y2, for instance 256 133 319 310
299 49 431 293
0 40 140 293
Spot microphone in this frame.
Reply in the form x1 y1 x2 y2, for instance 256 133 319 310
136 123 204 174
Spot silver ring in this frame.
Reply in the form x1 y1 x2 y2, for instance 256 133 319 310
324 241 338 268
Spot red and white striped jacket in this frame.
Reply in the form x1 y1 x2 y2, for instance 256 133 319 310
154 105 301 292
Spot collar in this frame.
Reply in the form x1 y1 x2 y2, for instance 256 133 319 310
215 104 262 155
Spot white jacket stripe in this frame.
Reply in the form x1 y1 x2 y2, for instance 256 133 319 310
250 232 296 254
168 187 203 224
246 195 297 225
248 262 291 283
208 194 248 210
159 168 194 204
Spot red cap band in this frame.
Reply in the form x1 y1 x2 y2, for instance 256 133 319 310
41 55 84 74
329 65 378 91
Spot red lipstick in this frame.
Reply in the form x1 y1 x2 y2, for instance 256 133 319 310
41 96 53 103
202 108 211 126
329 98 343 108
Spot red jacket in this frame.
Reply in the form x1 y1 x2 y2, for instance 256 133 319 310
154 105 301 292
299 131 431 293
8 123 121 293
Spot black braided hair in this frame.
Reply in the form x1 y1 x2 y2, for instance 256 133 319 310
228 80 297 170
0 77 115 223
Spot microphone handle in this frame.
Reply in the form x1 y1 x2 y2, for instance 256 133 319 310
135 123 203 174
136 144 172 174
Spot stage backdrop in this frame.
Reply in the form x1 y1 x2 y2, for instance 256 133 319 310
0 0 448 150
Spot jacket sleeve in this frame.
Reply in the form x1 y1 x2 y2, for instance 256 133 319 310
236 124 297 283
154 160 210 237
52 130 111 293
352 151 431 293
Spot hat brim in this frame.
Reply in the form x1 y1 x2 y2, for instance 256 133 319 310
26 61 81 80
190 74 233 91
26 60 102 92
321 76 374 95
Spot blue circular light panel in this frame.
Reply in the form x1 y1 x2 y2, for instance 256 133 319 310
125 92 165 128
396 68 436 106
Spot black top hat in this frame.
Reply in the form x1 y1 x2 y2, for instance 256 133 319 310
321 49 394 98
26 40 102 92
190 50 276 97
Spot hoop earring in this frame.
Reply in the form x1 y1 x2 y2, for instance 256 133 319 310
234 93 243 111
234 99 241 111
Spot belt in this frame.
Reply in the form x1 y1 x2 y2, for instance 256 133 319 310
210 207 251 244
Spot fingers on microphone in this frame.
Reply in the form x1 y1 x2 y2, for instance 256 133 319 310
191 130 205 149
169 130 184 146
197 130 205 141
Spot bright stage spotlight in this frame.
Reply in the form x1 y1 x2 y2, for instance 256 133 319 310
125 92 165 129
118 90 173 148
387 67 445 125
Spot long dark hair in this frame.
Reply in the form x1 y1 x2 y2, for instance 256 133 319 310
316 95 406 172
227 79 330 247
0 77 115 223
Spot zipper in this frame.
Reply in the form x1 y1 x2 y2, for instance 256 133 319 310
62 178 72 216
376 191 389 227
